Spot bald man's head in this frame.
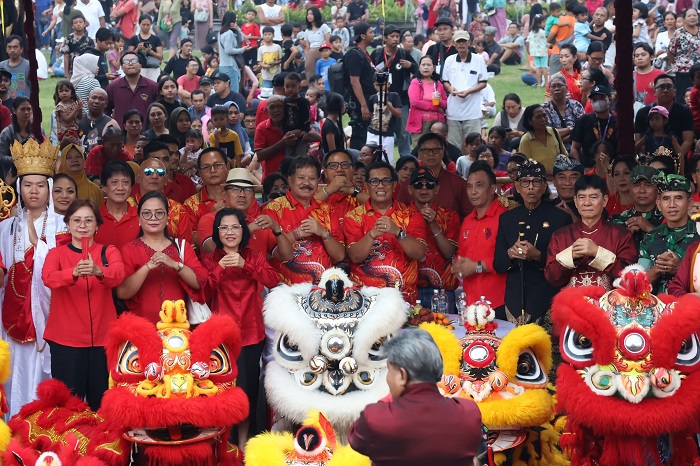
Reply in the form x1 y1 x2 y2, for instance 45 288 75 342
139 158 168 195
88 88 109 116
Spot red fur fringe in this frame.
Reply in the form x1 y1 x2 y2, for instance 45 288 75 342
651 294 700 371
551 286 616 366
104 313 165 384
144 442 215 466
189 315 242 383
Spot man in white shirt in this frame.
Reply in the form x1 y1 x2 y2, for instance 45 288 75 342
75 0 106 39
442 30 488 149
256 0 284 41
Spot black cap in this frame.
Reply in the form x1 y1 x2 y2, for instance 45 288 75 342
0 69 11 80
200 76 213 85
383 24 400 36
434 17 454 27
589 85 610 97
353 21 372 42
410 167 438 184
272 72 289 88
212 72 230 83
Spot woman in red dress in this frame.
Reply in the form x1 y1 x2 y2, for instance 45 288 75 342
117 191 207 323
42 199 126 410
203 208 279 447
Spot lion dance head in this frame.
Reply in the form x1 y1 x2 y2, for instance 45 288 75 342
553 265 700 466
422 297 567 466
263 268 407 439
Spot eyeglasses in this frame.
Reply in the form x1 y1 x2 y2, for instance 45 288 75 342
225 185 255 194
655 84 675 91
518 179 545 188
69 217 96 226
368 177 394 187
326 161 352 170
218 224 242 232
412 181 436 190
588 55 604 62
140 210 167 220
123 58 139 65
580 77 592 81
200 162 227 172
418 147 443 155
143 167 166 177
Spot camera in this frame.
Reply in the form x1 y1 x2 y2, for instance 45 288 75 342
374 71 390 85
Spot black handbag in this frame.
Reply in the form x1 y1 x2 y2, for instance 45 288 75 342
206 28 217 44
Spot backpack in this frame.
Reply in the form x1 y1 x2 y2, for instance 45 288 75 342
328 51 350 99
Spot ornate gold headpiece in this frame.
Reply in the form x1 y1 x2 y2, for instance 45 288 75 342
11 139 59 177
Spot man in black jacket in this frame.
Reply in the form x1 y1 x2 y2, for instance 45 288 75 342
163 39 205 80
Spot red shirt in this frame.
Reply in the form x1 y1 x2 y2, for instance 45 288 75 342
203 248 279 346
397 168 473 219
320 191 361 235
177 74 201 94
344 200 427 304
184 186 220 233
94 203 140 249
240 22 261 47
262 191 336 285
635 69 665 105
172 173 198 204
254 118 285 178
690 86 700 137
84 145 133 177
411 202 460 291
128 193 193 243
0 104 11 130
42 242 126 347
457 198 508 308
197 201 276 256
255 100 269 127
119 238 207 323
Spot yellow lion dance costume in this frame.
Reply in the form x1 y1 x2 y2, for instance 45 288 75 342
421 298 568 466
0 339 10 452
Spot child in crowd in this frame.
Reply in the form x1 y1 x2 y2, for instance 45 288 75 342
635 105 682 159
179 129 204 186
205 55 219 76
329 35 345 60
456 132 482 178
545 2 562 36
281 23 300 72
331 0 347 21
241 8 261 67
331 17 350 49
475 40 490 62
353 162 366 188
209 105 244 165
322 92 345 153
469 11 484 42
191 117 203 133
414 0 426 35
367 77 401 159
283 72 311 157
315 43 336 82
108 32 124 74
259 26 282 88
306 87 322 133
243 109 257 148
573 5 594 61
60 13 95 77
54 80 82 141
633 2 651 45
527 14 548 87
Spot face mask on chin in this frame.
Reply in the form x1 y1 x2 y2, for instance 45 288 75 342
591 100 609 113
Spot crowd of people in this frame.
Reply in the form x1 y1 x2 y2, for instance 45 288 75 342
2 0 700 460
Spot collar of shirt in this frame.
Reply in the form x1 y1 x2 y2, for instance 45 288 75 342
286 190 320 211
578 217 605 233
469 197 502 220
100 203 137 222
364 199 399 217
454 51 472 63
245 201 262 223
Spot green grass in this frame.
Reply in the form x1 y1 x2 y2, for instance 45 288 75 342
35 52 544 140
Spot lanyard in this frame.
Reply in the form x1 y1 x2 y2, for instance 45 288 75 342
360 47 376 70
383 47 397 69
437 43 453 67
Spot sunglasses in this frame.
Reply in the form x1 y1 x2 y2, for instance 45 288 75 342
412 181 436 190
143 167 166 177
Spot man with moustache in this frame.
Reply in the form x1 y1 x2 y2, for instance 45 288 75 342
611 165 664 250
551 154 583 221
184 148 229 247
425 17 457 78
263 156 345 285
315 149 369 232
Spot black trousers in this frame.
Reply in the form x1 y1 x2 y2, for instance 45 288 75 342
230 340 264 443
48 341 108 412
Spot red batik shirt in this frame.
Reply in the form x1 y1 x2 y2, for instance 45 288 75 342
411 202 460 291
344 200 427 304
197 201 276 257
320 191 361 233
184 186 220 233
262 191 337 285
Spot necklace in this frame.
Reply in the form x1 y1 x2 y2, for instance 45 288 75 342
10 210 49 299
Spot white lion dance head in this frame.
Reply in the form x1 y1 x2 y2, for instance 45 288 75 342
263 268 407 437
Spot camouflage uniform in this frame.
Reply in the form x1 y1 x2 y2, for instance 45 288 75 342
639 221 700 293
610 207 665 249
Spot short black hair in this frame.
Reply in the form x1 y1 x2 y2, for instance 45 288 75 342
285 72 302 83
155 134 180 148
323 149 352 165
143 141 170 159
288 156 321 177
522 104 544 132
101 159 135 186
574 174 608 195
309 74 323 84
366 161 397 182
549 2 562 11
212 208 250 250
467 160 497 185
354 22 372 42
633 42 654 56
611 156 638 174
262 26 275 34
572 4 588 15
395 155 418 172
5 34 23 47
122 108 143 125
330 34 341 43
632 2 648 18
121 50 139 63
476 145 498 169
653 73 674 87
211 105 229 118
191 89 205 99
262 173 288 201
488 126 508 140
281 23 293 37
465 132 482 145
416 132 446 150
649 155 675 175
690 62 700 80
95 27 114 42
243 109 256 118
197 147 226 167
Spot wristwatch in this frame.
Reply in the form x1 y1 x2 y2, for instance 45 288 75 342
476 261 483 274
396 229 407 241
273 228 283 237
352 186 361 198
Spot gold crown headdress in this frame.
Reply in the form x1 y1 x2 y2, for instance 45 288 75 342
11 139 59 177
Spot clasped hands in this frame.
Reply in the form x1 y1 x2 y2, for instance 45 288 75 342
370 216 400 239
507 239 540 261
73 254 104 278
219 251 245 269
654 250 680 275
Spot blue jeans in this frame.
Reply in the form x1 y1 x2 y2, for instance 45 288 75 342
395 103 411 158
49 28 63 66
219 65 240 93
37 17 51 47
418 288 456 314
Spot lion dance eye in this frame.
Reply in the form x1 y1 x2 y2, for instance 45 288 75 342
515 351 547 384
562 327 595 364
117 342 141 375
676 335 700 368
209 346 231 375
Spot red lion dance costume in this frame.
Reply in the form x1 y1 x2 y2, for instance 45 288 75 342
552 265 700 466
2 300 249 466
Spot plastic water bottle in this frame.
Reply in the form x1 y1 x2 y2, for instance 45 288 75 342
438 289 448 314
431 290 440 311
